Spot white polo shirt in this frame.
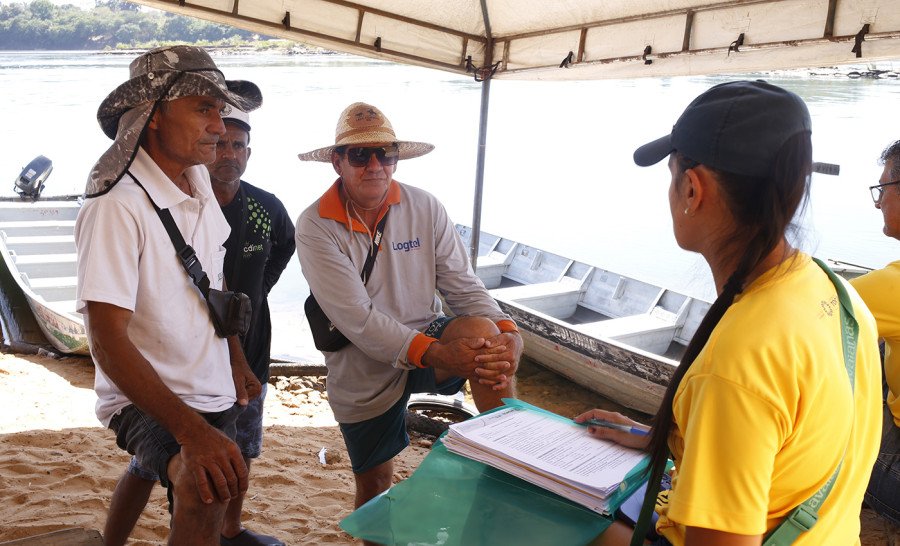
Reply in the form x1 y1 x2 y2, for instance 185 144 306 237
76 148 235 426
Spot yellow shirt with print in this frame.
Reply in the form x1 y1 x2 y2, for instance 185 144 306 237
656 254 881 545
851 260 900 426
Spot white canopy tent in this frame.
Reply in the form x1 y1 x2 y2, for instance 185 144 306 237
130 0 900 262
129 0 900 79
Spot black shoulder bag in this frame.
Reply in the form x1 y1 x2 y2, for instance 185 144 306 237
305 211 388 352
132 175 251 338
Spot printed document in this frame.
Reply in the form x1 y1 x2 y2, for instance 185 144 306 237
442 405 646 515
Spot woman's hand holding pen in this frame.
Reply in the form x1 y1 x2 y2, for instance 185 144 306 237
574 409 651 450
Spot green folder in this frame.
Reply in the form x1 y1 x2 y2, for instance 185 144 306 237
340 399 650 546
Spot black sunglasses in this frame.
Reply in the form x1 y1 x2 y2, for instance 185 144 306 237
345 145 400 167
869 180 900 203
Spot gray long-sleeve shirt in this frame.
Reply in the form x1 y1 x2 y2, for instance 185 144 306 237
296 179 509 422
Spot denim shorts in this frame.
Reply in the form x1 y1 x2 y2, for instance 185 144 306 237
234 383 267 459
113 402 244 487
126 385 268 481
865 401 900 526
339 316 465 474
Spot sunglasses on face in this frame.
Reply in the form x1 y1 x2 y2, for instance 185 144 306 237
345 145 400 167
869 180 900 203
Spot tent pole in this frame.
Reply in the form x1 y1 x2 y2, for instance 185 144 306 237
469 0 494 271
469 74 491 270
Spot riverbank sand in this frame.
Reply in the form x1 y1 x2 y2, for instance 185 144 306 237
0 351 889 544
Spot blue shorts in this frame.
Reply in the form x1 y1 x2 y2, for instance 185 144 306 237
110 402 242 488
125 384 267 482
339 316 465 474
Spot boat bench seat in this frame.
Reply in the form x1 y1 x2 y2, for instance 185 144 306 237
3 235 76 255
20 274 78 303
23 276 77 289
490 278 584 318
474 251 511 289
0 219 75 238
13 253 77 278
574 306 680 355
13 253 76 265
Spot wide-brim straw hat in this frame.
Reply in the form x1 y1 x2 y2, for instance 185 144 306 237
298 102 434 162
86 45 262 197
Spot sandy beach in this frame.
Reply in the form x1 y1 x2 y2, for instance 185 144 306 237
0 351 889 545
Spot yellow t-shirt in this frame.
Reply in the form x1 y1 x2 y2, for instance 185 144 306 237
656 254 882 545
850 260 900 426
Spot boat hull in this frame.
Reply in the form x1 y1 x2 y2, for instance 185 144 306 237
498 300 672 414
0 197 88 355
456 224 705 415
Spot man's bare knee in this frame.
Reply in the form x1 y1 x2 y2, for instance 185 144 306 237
168 455 226 515
440 316 499 341
167 455 228 545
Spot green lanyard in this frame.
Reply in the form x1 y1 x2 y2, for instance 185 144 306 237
762 258 858 545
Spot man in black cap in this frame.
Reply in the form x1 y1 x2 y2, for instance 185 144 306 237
75 45 268 545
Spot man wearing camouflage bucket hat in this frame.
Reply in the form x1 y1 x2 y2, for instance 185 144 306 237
74 46 276 545
295 102 522 517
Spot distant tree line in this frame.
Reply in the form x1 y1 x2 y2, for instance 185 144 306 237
0 0 270 50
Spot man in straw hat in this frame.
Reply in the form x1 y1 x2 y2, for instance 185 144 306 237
296 102 523 515
75 46 274 545
98 107 289 546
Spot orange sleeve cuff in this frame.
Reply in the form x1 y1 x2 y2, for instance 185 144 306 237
408 333 438 368
496 319 519 334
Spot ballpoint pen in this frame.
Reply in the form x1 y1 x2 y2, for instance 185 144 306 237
577 418 650 436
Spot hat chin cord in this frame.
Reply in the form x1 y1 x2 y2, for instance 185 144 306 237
343 193 385 255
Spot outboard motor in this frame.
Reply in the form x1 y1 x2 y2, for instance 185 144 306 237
14 155 52 200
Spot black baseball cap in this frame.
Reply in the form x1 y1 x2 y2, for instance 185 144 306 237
633 80 811 177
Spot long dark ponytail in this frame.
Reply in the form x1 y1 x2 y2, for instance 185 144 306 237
642 131 813 492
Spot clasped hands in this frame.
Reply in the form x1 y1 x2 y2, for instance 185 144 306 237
425 331 522 391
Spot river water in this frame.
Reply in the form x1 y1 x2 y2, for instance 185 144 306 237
1 50 898 361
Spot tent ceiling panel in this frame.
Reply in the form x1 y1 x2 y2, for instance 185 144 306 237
284 0 362 43
834 1 900 35
356 0 485 36
130 0 900 80
359 14 472 67
689 0 828 49
505 30 582 72
486 0 627 37
486 0 726 37
582 16 688 61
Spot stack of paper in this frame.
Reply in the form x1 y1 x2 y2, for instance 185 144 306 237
442 403 647 515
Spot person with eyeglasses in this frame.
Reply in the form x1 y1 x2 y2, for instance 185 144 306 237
294 102 522 522
849 140 900 545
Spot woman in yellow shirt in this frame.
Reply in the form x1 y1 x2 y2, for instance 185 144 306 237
584 81 882 546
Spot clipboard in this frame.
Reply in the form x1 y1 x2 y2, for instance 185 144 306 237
340 399 651 546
